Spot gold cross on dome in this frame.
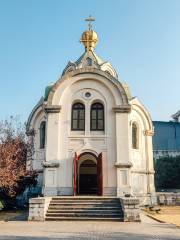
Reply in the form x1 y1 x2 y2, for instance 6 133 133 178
85 15 95 30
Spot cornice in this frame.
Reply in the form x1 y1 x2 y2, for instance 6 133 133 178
44 105 61 114
43 161 60 168
114 162 132 168
144 130 154 136
113 105 131 113
131 170 155 174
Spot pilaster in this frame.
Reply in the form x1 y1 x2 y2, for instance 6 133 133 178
114 105 132 197
43 105 61 196
144 129 155 194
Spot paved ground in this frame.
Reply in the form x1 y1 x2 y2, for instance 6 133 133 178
144 206 180 227
0 213 179 240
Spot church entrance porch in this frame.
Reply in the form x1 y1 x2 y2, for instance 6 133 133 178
73 152 103 196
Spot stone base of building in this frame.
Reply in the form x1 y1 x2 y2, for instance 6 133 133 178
120 197 141 222
28 196 141 222
28 197 52 221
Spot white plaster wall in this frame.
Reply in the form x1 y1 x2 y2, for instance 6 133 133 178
52 76 118 194
129 98 155 197
27 108 46 192
130 109 146 171
27 109 46 171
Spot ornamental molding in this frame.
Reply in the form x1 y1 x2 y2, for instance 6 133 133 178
114 162 132 168
43 161 60 168
44 105 61 114
47 68 129 106
131 170 155 174
144 130 154 136
113 105 131 113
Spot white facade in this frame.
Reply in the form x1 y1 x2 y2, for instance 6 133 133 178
27 27 156 205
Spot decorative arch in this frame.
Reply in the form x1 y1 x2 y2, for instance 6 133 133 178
61 61 76 76
131 98 154 132
26 98 44 132
78 151 98 161
101 62 118 78
47 68 130 107
75 148 99 158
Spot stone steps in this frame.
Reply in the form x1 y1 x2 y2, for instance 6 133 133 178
48 205 121 209
47 208 119 214
45 216 122 221
49 203 119 207
48 207 120 210
51 196 117 199
45 197 123 221
50 199 119 202
46 212 122 217
47 207 119 212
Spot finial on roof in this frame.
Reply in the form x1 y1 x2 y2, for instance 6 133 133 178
80 15 98 52
85 15 95 30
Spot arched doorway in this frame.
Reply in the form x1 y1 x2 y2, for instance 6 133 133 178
78 158 98 195
73 152 102 195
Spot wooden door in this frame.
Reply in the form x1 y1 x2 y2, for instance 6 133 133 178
97 153 103 195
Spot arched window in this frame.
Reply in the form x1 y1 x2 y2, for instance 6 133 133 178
71 103 85 130
40 121 46 149
91 102 104 131
86 57 92 66
132 122 138 149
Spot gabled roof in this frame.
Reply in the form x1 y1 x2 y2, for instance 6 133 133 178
62 50 118 79
75 50 105 66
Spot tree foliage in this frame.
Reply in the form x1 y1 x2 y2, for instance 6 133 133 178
0 117 37 208
155 155 180 190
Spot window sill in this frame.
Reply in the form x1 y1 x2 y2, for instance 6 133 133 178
69 134 107 138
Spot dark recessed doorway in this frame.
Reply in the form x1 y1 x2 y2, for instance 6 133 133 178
78 159 98 195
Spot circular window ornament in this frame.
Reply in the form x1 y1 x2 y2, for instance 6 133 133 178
82 91 92 100
85 92 91 98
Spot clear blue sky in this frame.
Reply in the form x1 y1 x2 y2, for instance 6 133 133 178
0 0 180 122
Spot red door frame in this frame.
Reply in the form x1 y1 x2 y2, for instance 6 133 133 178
73 152 103 196
97 153 103 196
73 152 78 196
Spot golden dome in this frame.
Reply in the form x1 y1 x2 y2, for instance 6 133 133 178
80 30 98 51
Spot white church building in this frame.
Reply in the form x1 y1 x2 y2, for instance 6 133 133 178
27 19 155 205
